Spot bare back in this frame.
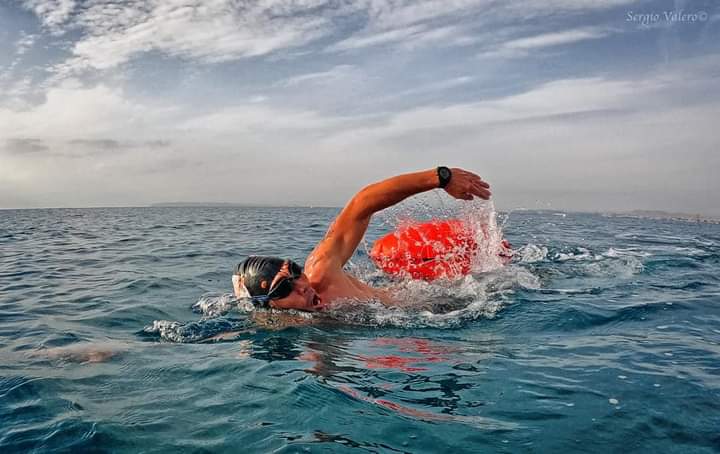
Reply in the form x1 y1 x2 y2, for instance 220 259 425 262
304 244 393 306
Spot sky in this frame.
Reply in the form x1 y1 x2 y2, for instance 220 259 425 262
0 0 718 214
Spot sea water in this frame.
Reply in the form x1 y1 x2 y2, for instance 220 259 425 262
1 202 719 452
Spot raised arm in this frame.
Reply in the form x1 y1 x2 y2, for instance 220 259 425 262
306 167 491 275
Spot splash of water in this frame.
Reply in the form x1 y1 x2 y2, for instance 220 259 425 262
331 196 536 328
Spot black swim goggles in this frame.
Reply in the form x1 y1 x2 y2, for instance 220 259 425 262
251 260 303 308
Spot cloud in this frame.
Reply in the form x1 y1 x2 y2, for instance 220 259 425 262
42 0 333 74
503 27 611 50
69 138 122 150
22 0 76 34
0 83 175 141
278 65 356 87
329 25 428 51
15 31 37 55
67 138 170 151
0 32 38 91
5 138 48 154
367 75 476 106
1 77 33 100
477 26 614 59
20 0 640 80
3 52 719 210
329 0 634 52
329 24 481 51
310 59 719 214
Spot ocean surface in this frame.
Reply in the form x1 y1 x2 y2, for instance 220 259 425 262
1 203 719 453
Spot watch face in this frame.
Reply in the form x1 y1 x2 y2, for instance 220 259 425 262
439 167 451 179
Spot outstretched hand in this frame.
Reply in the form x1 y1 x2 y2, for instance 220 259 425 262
443 168 491 200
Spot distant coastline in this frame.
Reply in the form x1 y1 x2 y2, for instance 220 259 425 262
604 210 720 224
149 202 338 208
150 202 261 207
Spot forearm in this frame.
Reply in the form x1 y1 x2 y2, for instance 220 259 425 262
352 169 439 219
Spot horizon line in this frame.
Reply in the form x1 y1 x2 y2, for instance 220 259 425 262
1 204 718 220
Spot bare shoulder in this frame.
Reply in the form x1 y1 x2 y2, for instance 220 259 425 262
304 242 342 288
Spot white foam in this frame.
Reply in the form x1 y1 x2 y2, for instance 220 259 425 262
605 247 652 258
554 247 592 262
192 293 249 317
517 244 548 263
324 264 538 328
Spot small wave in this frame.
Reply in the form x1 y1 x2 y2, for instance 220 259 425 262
517 244 548 263
542 247 646 278
553 247 593 262
583 256 644 278
141 317 252 343
615 232 715 247
605 247 652 258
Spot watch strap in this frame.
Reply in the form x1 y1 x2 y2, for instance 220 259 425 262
437 166 452 188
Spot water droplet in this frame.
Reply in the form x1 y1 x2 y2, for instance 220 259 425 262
618 375 627 379
609 398 619 405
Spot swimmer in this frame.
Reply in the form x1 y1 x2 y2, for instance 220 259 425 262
233 167 491 312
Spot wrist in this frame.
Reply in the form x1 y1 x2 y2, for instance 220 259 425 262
436 166 452 188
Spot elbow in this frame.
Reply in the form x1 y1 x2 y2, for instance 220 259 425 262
348 186 376 220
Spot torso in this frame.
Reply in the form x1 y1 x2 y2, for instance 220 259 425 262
318 270 393 306
305 255 393 307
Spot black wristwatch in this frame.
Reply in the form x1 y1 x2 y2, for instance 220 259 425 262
437 166 452 188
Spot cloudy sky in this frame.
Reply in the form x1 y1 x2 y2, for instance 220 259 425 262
1 0 718 214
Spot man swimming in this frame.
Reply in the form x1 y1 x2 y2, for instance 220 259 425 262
233 167 491 312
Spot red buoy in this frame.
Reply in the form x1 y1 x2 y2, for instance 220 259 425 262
370 219 513 280
370 219 478 280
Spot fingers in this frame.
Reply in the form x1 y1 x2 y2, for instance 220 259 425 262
446 169 492 200
456 169 489 187
471 173 490 189
471 182 491 200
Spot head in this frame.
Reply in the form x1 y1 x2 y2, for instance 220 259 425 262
233 256 323 312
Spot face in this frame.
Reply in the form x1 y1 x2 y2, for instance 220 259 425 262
267 273 324 312
232 261 324 312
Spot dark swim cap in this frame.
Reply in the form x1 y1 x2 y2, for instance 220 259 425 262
235 256 285 297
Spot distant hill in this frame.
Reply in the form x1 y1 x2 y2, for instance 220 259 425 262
150 202 261 207
607 210 720 224
149 202 338 208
